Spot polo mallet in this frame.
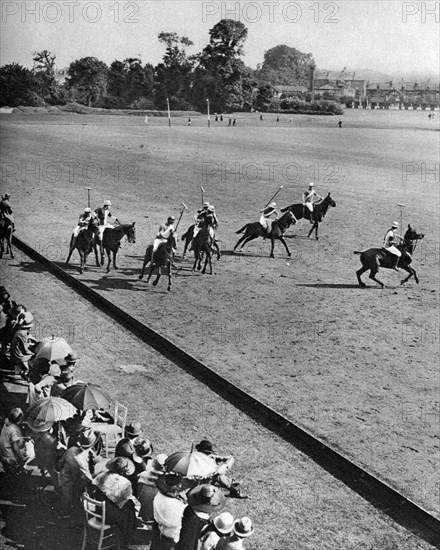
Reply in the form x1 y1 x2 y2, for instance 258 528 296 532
175 203 187 231
265 185 284 208
85 187 93 208
200 186 205 207
397 203 406 240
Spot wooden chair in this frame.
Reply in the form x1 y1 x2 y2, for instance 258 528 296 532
81 493 121 550
93 402 128 458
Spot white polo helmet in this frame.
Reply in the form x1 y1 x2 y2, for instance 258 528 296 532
103 200 112 206
84 207 91 213
308 182 314 187
391 221 398 228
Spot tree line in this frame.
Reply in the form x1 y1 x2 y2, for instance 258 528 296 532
0 20 338 114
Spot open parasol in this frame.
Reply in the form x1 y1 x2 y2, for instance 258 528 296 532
165 447 217 479
24 397 76 432
34 336 72 366
61 383 113 411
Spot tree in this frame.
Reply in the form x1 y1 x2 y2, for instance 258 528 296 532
0 63 42 107
66 57 108 107
155 32 195 109
255 45 315 87
255 84 273 112
32 50 66 105
193 20 250 112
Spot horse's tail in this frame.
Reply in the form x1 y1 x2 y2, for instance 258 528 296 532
181 230 188 241
353 251 362 255
236 224 249 234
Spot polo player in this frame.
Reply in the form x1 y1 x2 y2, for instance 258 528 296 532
152 216 176 262
0 193 15 231
72 207 97 241
303 183 323 223
383 221 405 271
259 202 278 237
94 200 114 256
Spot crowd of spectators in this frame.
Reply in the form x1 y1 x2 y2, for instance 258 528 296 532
0 286 254 550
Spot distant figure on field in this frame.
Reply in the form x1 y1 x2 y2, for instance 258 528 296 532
338 120 342 128
220 114 223 122
259 114 263 121
276 116 279 122
228 118 232 126
188 117 192 126
144 115 148 125
233 119 236 126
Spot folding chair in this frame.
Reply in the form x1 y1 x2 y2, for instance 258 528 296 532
93 402 128 458
81 493 121 550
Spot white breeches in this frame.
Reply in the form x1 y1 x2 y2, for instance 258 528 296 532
153 238 165 252
386 245 401 257
194 226 214 239
73 225 85 237
98 224 112 241
304 202 313 212
259 216 272 232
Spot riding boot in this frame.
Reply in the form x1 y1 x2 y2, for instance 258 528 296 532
309 213 314 224
392 257 400 271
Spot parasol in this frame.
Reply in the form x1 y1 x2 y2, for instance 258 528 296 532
165 448 217 478
24 397 76 432
61 383 113 411
34 336 72 366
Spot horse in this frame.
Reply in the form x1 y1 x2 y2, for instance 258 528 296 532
192 220 216 274
233 210 297 258
181 224 221 261
0 218 14 259
280 193 337 240
354 224 425 288
65 218 100 274
138 232 177 291
102 222 136 274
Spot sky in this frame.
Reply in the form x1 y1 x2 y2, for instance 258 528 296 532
1 0 439 77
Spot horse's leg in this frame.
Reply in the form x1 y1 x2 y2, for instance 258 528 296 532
182 236 189 259
368 268 384 288
79 251 85 274
400 264 417 285
94 242 100 267
146 264 154 284
106 251 111 274
307 222 319 240
139 255 149 280
239 235 258 252
279 236 291 258
213 240 221 260
167 261 172 291
153 268 161 286
66 235 75 265
202 250 211 274
113 251 118 270
356 265 369 287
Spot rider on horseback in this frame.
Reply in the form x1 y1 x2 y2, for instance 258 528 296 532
259 202 278 238
95 200 115 256
152 216 176 262
190 203 218 250
303 183 323 223
72 207 97 242
383 221 405 271
0 193 15 232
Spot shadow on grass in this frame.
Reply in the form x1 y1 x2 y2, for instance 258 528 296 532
296 282 373 289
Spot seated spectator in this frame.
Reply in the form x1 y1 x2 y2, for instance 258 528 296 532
151 474 189 550
199 512 234 550
30 425 61 493
195 439 247 499
216 517 254 549
0 408 28 474
51 371 75 397
10 312 36 379
92 457 137 550
58 427 100 511
61 351 79 373
137 453 167 522
131 438 154 495
115 421 143 459
177 484 226 550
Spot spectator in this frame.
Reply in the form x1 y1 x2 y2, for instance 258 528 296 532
30 426 60 493
137 453 167 522
131 438 154 494
10 312 36 379
177 484 225 550
216 517 254 549
61 352 79 373
58 427 100 510
115 421 143 459
51 371 75 397
0 408 27 474
199 512 234 550
92 457 137 550
151 474 189 550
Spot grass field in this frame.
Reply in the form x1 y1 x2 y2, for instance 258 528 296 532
1 108 439 533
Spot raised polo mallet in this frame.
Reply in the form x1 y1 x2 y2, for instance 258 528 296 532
175 203 187 231
265 185 284 208
397 203 406 238
200 186 206 207
85 187 93 208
